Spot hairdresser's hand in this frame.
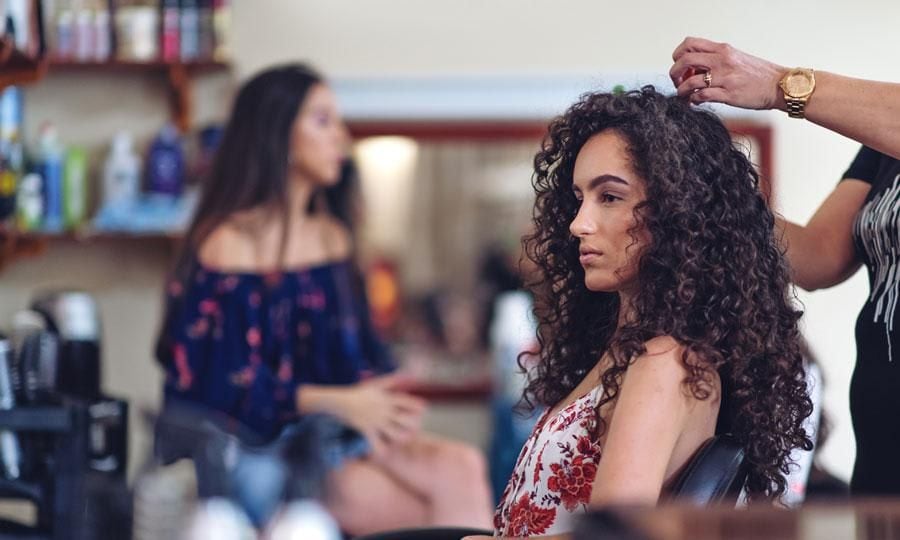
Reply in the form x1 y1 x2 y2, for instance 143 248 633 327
321 375 427 456
670 36 787 111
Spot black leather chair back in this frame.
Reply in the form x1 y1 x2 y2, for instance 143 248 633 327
664 434 747 505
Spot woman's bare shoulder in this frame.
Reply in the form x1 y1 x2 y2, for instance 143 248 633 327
198 213 273 270
629 336 720 400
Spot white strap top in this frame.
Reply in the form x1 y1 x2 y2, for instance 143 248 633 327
493 385 604 536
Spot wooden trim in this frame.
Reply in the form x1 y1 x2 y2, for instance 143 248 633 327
349 121 548 141
47 60 229 71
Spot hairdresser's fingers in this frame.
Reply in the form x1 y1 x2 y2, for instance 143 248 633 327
688 87 732 105
670 51 717 87
672 36 725 61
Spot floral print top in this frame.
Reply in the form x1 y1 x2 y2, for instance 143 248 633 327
156 260 394 441
494 385 603 537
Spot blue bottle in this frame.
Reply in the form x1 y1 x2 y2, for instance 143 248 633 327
146 124 185 197
36 124 65 232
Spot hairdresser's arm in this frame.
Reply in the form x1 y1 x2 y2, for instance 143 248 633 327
670 37 900 159
776 180 870 291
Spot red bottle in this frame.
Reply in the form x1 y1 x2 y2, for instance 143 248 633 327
161 0 180 62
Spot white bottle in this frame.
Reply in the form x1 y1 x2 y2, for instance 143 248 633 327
265 500 341 540
102 131 140 209
92 0 112 62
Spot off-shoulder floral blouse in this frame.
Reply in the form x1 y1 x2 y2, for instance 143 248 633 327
156 260 394 441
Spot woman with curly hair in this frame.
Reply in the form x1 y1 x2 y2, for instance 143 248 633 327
487 87 814 538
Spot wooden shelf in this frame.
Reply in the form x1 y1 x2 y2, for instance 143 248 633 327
0 225 182 269
0 36 48 90
47 59 228 72
7 228 183 241
0 226 48 270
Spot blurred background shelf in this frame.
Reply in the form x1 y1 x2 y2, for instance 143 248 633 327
0 225 182 270
47 59 228 71
0 36 47 90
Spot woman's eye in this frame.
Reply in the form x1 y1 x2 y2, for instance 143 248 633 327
600 193 621 203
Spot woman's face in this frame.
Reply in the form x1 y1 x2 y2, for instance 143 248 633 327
289 83 349 186
569 130 649 294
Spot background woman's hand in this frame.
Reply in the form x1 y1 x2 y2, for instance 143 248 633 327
330 374 427 455
670 36 786 110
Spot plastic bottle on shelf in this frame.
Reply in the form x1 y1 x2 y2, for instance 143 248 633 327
55 0 76 60
35 124 65 232
93 0 112 62
161 0 180 63
16 172 43 231
265 501 341 540
63 147 89 229
102 131 141 209
73 0 94 62
115 0 159 61
0 87 23 222
0 158 16 222
145 124 184 197
179 0 200 62
5 0 35 54
212 0 230 62
0 138 25 224
198 0 214 60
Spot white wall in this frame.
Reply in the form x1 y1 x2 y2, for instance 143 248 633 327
4 0 899 482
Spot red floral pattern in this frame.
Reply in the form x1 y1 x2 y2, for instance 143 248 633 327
504 494 557 536
494 386 603 536
547 451 598 511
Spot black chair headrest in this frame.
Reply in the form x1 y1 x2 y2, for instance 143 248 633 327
664 434 747 506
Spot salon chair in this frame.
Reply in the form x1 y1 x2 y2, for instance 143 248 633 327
354 434 747 540
661 433 747 505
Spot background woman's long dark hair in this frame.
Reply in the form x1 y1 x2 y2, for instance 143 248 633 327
521 86 813 502
174 63 319 278
156 64 362 360
172 63 362 275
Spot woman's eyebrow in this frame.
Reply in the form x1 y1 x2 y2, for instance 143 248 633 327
576 174 629 191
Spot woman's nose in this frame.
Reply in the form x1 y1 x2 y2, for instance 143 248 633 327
569 206 596 238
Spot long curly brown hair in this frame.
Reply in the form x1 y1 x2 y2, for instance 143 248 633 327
521 86 813 501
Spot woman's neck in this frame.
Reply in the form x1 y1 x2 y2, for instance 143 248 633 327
286 172 316 220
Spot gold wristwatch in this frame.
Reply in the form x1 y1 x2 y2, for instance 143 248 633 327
778 68 816 119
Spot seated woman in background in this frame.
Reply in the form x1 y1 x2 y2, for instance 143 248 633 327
485 87 814 539
155 64 493 534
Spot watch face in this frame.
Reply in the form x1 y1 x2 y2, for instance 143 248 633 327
783 71 814 97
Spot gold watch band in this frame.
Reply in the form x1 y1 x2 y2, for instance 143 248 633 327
785 98 807 119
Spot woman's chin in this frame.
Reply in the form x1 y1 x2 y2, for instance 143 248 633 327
306 169 341 187
584 280 613 293
583 274 624 293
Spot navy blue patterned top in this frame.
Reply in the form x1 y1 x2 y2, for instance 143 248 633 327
156 260 395 440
